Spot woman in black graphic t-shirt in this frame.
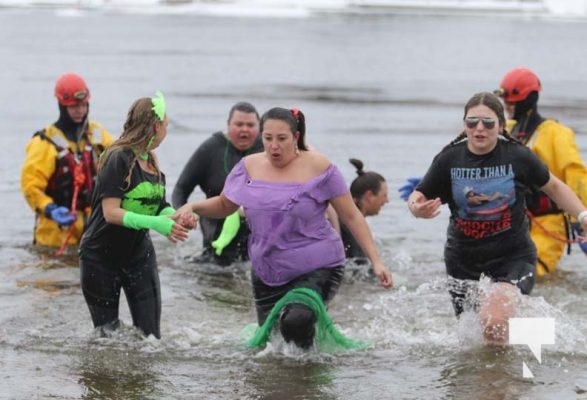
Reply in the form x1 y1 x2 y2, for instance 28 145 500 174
407 92 587 345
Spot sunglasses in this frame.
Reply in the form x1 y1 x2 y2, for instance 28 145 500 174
465 117 496 130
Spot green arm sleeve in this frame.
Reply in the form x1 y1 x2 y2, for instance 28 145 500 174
211 211 241 255
158 206 175 217
123 211 174 236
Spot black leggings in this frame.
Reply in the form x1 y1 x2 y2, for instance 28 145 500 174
252 266 344 348
79 246 161 339
446 254 535 316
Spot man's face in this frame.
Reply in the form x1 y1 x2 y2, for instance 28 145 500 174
227 110 259 151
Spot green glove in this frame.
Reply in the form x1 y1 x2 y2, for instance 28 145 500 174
211 211 241 256
123 211 174 236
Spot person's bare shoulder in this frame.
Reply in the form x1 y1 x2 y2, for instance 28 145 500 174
303 150 331 174
245 152 265 162
243 152 267 176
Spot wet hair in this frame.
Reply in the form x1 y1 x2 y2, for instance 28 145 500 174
349 158 386 201
99 97 163 190
260 107 308 151
446 91 519 148
227 101 259 122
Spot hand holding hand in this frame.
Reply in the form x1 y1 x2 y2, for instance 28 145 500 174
45 204 75 226
174 203 195 219
175 211 198 230
167 221 190 244
398 177 422 201
167 207 197 243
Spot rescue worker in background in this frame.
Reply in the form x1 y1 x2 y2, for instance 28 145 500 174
495 67 587 276
21 72 114 249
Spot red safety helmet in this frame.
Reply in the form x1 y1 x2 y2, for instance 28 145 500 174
495 67 541 103
54 73 90 106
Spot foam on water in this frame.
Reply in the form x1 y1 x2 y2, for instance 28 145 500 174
2 0 587 18
451 275 587 354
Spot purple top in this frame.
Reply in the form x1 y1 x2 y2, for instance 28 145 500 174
224 159 348 286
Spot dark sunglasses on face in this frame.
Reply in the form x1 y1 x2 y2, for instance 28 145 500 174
465 117 496 130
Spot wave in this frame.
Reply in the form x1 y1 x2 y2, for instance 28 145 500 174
1 0 585 18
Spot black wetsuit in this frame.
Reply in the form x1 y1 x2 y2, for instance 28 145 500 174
79 149 171 338
172 131 262 265
417 140 550 315
340 222 368 264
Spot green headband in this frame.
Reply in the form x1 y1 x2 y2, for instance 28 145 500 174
151 91 166 121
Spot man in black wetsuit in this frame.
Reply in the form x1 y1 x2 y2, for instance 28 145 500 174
172 102 262 266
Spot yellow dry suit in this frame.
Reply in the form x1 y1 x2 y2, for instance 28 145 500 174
509 119 587 275
21 122 114 248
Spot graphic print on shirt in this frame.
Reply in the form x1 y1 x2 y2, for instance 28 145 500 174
451 164 516 239
121 182 165 216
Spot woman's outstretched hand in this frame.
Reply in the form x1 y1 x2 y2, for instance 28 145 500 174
373 262 393 289
167 221 189 243
410 197 442 219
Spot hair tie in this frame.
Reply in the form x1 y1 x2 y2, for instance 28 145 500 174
291 107 299 121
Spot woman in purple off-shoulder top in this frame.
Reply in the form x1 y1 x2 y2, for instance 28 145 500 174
176 107 392 349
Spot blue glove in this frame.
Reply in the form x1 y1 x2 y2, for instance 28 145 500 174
398 177 422 201
45 203 75 226
571 223 587 254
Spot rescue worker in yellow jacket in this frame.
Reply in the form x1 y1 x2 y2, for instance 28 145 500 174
21 72 114 248
495 67 587 276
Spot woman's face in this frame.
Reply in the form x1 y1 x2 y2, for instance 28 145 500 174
361 181 389 217
66 102 88 123
262 119 299 167
151 115 169 150
464 104 502 155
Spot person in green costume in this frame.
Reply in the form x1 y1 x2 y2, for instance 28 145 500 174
79 93 195 339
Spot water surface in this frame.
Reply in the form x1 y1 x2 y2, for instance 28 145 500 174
1 7 586 399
